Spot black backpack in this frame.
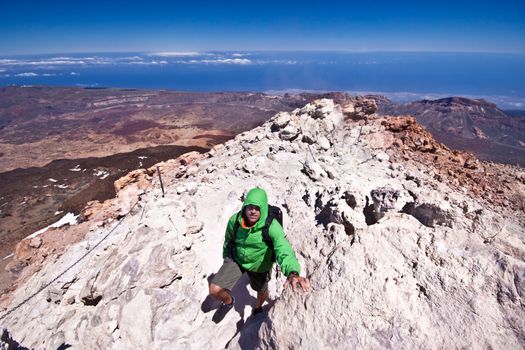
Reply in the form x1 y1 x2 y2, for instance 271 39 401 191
229 205 283 263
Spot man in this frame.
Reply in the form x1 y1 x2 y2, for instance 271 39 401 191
209 187 310 323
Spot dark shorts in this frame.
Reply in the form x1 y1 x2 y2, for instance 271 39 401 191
211 258 271 292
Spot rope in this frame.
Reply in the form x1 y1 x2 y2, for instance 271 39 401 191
0 199 140 321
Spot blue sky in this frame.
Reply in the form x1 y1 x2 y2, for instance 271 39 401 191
1 0 524 55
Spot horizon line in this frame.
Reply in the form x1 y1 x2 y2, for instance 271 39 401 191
2 49 525 57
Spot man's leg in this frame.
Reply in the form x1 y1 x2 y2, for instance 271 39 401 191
209 283 233 305
255 288 269 309
209 258 243 305
209 258 243 323
247 270 271 313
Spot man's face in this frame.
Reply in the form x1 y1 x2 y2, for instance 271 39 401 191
244 204 261 225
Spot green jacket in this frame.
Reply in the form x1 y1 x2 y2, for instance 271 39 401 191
222 188 301 277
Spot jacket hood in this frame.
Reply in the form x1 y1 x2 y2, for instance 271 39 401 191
240 187 268 230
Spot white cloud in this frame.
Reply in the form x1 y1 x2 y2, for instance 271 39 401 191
0 68 5 72
0 55 179 68
75 83 99 87
180 58 295 65
128 60 168 65
256 60 297 65
0 56 118 67
200 58 252 65
1 60 86 66
149 51 202 57
121 56 144 61
15 72 39 77
70 71 80 75
41 73 57 76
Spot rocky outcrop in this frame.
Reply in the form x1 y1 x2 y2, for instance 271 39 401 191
1 99 524 349
377 96 525 167
342 96 378 120
381 116 525 213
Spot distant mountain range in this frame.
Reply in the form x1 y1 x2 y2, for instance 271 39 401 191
378 96 525 167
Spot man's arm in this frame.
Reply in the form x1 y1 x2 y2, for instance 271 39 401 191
284 271 311 292
222 214 237 259
269 221 310 292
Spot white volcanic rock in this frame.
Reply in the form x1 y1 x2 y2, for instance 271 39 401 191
271 111 291 129
1 99 524 349
279 125 300 141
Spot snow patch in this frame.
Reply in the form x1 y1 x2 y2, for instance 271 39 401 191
26 213 78 239
93 169 110 179
48 178 58 183
2 253 14 261
69 165 82 172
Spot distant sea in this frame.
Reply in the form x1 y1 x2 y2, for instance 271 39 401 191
1 51 524 109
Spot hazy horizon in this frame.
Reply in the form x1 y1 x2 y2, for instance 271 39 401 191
1 51 524 109
3 49 525 57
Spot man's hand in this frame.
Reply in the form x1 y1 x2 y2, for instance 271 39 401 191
284 273 310 293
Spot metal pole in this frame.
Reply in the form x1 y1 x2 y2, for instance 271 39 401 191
240 142 253 156
307 144 317 163
156 166 165 198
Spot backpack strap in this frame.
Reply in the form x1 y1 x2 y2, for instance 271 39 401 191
262 215 276 262
229 211 241 261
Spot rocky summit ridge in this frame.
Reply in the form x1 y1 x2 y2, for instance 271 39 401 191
1 99 524 349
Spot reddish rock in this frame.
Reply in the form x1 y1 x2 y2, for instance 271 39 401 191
178 151 205 166
343 97 377 120
379 115 524 222
114 169 151 193
464 157 479 169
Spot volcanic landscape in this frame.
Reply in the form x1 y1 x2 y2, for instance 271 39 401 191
1 86 524 293
0 86 323 290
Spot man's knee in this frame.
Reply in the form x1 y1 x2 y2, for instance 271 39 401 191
257 288 269 296
209 283 225 297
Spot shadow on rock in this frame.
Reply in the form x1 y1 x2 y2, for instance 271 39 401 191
1 328 29 350
228 299 276 349
201 273 221 313
230 274 256 330
201 273 257 325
